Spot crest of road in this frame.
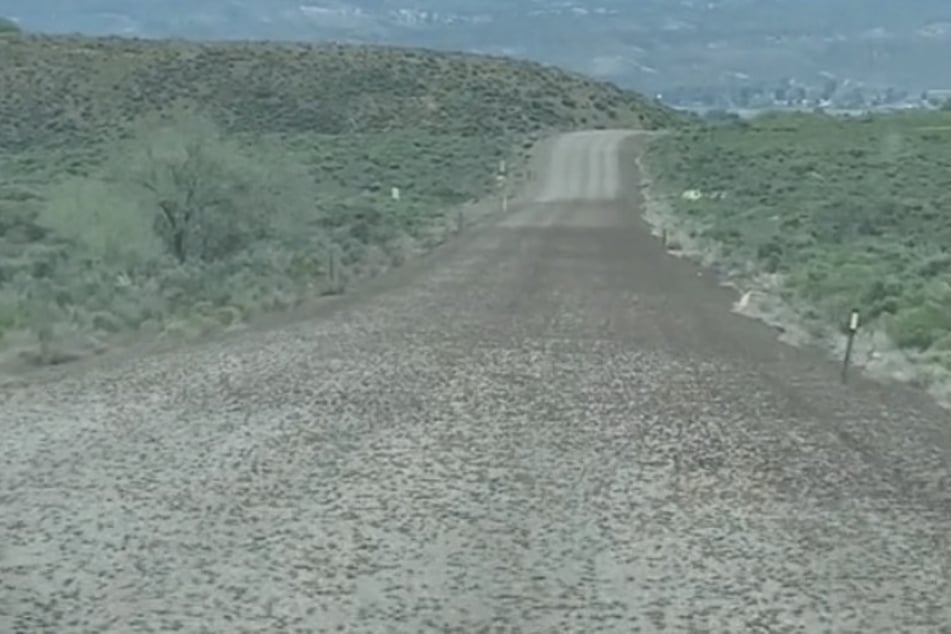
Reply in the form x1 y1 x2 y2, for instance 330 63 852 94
2 130 950 632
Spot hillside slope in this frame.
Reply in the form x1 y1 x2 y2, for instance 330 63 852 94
0 33 677 151
0 33 680 373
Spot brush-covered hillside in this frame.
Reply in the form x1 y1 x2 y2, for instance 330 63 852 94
0 32 680 372
0 33 677 150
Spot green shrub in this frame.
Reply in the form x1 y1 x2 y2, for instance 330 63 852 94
38 176 163 268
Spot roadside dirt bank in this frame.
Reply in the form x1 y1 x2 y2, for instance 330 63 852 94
629 132 951 411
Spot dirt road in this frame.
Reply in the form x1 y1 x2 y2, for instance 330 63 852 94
2 130 950 633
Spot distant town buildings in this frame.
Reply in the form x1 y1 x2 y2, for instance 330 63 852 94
659 77 951 114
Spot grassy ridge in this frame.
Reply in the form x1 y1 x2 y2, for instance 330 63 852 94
644 109 951 375
0 32 679 370
0 33 677 151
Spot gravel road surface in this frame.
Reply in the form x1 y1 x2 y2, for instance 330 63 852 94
2 130 951 633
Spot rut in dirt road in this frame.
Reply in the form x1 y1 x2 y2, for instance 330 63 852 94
2 130 950 633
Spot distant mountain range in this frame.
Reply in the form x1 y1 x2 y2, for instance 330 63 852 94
4 1 951 94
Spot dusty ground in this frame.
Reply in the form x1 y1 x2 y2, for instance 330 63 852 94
2 130 950 633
